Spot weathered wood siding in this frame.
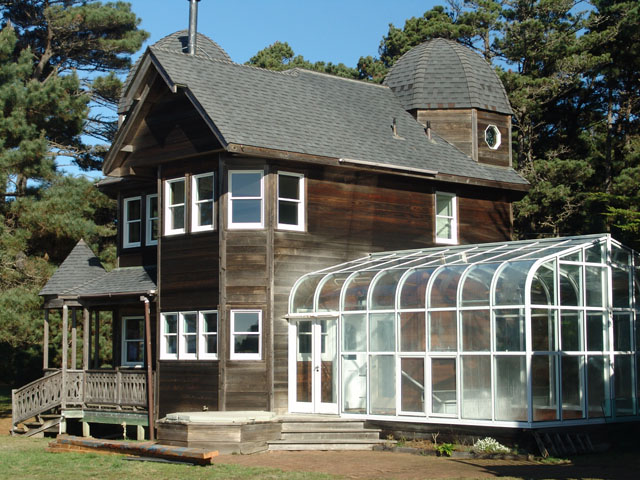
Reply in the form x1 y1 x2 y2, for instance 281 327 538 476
416 109 475 159
117 186 157 268
157 361 219 417
476 110 511 167
458 188 513 244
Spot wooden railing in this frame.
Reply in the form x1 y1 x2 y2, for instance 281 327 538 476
12 369 149 428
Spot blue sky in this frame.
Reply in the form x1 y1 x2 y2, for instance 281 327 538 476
131 0 440 66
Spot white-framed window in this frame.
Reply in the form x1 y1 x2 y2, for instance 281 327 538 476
164 178 186 235
191 172 215 232
122 316 144 366
199 311 218 360
228 170 264 229
146 194 158 246
277 172 305 231
230 310 262 360
123 197 142 248
435 192 458 245
484 125 501 150
160 310 218 360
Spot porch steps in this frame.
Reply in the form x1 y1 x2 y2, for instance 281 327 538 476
12 414 61 438
269 417 387 451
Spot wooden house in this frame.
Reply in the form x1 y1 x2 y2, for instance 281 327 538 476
13 8 639 444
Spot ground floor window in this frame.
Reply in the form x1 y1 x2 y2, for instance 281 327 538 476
122 316 144 366
230 310 262 360
161 310 217 360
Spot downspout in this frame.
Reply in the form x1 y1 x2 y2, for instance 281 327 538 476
187 0 200 56
141 296 155 441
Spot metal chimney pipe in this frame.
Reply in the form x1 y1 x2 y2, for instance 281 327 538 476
187 0 200 56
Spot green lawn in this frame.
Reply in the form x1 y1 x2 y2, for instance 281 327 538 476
0 436 339 480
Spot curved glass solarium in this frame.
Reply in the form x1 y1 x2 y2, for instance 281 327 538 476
288 234 640 427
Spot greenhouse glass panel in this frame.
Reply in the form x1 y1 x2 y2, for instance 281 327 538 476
613 313 632 351
612 266 631 308
461 263 500 307
531 309 557 351
495 309 526 352
369 313 395 352
495 356 527 421
586 266 607 308
562 355 584 419
342 314 366 352
461 310 490 351
342 353 366 414
431 358 457 415
399 268 436 309
399 312 425 352
429 311 457 352
343 272 378 310
317 273 350 312
614 355 634 416
430 266 467 308
560 250 582 262
532 355 558 421
530 261 556 306
561 311 583 351
586 313 607 351
494 261 533 305
370 355 396 415
370 269 403 309
401 357 424 413
612 244 631 266
587 356 610 417
461 355 491 419
292 274 324 313
585 243 605 263
560 264 582 306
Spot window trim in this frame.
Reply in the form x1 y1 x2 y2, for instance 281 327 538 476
123 196 142 248
164 177 186 236
484 124 502 150
191 172 215 232
160 310 218 360
435 191 458 245
146 194 158 246
121 316 144 367
230 310 262 360
277 171 305 231
228 170 264 229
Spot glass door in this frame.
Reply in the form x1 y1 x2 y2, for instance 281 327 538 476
292 318 338 414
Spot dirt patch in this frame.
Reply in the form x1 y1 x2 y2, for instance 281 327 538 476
214 449 639 480
0 416 12 436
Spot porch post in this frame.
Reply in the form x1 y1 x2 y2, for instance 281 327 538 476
141 296 155 440
43 309 49 370
93 310 100 369
61 304 68 408
71 308 77 370
82 308 90 370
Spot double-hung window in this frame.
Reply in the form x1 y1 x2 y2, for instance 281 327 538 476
160 310 218 360
165 178 186 235
230 310 262 360
277 172 304 231
435 192 458 244
122 316 144 366
228 170 264 229
191 173 215 232
146 194 158 245
123 197 142 248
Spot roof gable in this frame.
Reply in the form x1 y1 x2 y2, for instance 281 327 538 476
40 240 105 296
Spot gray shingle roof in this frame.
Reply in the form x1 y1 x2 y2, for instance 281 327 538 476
148 46 526 186
67 266 157 297
383 38 513 115
40 240 106 296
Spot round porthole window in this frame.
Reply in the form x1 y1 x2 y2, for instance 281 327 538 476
485 125 501 149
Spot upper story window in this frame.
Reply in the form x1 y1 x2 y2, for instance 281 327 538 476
485 125 501 150
122 316 144 366
160 310 218 360
230 310 262 360
191 173 215 232
146 194 158 246
228 170 264 229
165 178 186 235
277 172 305 231
435 192 458 245
123 197 142 248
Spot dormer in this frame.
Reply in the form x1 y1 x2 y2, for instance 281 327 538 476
384 38 513 168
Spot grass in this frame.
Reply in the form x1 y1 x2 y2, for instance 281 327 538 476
0 436 340 480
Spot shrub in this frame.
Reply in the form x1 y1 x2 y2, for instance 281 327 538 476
472 437 511 454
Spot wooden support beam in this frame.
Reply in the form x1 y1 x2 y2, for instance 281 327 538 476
61 305 68 409
83 308 90 370
93 310 100 369
43 309 49 370
71 308 77 370
142 296 155 441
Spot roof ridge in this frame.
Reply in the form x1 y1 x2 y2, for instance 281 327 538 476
290 67 389 89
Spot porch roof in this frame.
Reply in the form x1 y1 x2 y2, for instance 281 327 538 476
39 239 105 296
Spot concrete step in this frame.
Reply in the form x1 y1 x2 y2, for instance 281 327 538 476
269 439 387 451
281 421 367 432
281 431 381 441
